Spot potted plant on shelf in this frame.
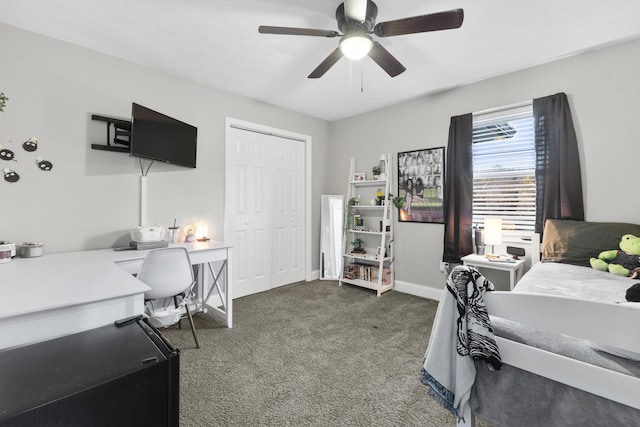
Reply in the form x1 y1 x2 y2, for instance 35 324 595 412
372 165 381 180
393 195 405 209
351 238 366 254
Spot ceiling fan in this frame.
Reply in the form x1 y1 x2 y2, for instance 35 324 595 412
258 0 464 79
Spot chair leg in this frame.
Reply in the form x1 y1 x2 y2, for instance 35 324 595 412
173 296 182 329
184 302 200 349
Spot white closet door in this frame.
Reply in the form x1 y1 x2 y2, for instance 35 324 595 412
227 125 305 298
231 130 271 297
272 139 305 287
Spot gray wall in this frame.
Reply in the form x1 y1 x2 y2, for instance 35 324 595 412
0 23 330 271
2 21 639 293
328 38 640 291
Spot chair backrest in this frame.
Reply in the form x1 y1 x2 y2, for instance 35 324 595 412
136 247 195 300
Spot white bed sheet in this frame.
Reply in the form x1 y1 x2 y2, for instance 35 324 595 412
514 261 635 303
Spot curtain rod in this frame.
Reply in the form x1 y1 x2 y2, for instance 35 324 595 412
473 99 533 117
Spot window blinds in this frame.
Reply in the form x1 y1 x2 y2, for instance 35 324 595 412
472 107 535 231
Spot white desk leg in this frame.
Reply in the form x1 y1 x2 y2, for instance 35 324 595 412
193 264 207 314
203 259 232 328
194 249 233 328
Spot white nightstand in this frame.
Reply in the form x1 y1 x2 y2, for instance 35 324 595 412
461 254 525 291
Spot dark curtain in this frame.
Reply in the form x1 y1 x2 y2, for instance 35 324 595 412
533 93 585 234
442 113 473 263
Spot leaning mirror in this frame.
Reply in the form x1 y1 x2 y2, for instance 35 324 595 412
320 195 344 280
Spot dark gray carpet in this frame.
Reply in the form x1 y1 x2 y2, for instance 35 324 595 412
161 281 491 426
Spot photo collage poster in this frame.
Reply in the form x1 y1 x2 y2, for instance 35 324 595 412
397 147 445 223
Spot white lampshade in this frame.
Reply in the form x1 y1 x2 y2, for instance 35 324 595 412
340 34 373 60
195 220 209 240
484 218 503 246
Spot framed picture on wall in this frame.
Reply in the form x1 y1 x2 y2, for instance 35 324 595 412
397 147 445 223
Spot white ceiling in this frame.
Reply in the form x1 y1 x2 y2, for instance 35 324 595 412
2 0 640 121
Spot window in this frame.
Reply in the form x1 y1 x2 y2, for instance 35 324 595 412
472 105 535 231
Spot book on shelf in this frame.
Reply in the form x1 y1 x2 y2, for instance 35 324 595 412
343 263 391 284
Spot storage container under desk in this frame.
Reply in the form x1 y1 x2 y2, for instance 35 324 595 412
0 319 179 427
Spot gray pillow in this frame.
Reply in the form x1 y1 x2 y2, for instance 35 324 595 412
541 219 640 267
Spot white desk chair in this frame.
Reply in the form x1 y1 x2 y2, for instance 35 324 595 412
136 247 200 349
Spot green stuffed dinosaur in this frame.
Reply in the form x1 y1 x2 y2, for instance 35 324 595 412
590 234 640 278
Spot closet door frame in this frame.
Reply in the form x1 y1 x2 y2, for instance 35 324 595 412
224 117 313 296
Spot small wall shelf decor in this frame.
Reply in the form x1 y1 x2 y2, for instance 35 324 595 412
2 137 55 185
339 154 394 296
0 92 8 112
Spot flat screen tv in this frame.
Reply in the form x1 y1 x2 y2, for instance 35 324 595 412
130 103 197 168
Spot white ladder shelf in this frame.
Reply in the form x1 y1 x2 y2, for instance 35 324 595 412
339 154 394 296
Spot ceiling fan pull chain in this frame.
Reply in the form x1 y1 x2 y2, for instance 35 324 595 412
360 60 364 93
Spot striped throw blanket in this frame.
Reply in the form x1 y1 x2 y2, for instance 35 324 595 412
421 265 502 422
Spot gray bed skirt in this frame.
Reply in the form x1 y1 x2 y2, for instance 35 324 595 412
472 361 640 427
471 262 640 427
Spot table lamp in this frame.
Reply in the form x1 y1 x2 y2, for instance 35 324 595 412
484 217 503 256
195 220 210 241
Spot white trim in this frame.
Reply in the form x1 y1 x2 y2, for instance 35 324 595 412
394 280 443 301
223 117 313 285
229 123 307 143
305 132 313 281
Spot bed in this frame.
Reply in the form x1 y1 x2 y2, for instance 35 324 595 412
423 219 640 427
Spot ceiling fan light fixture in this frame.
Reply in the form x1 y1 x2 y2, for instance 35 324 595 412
340 33 373 60
260 4 463 78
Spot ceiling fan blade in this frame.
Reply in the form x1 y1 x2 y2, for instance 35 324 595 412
258 26 339 38
374 8 464 37
344 0 368 22
308 48 344 79
367 42 406 77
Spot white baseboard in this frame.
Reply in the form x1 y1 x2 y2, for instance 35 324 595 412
394 280 443 301
307 271 443 302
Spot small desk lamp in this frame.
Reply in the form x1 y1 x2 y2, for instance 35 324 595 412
195 220 210 242
484 217 503 256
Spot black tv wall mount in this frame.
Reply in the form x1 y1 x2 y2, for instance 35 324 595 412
90 114 131 153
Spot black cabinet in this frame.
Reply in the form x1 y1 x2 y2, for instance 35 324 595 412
0 319 179 427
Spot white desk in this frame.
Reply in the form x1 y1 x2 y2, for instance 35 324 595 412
461 254 525 291
0 251 149 350
0 241 232 350
104 241 233 328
